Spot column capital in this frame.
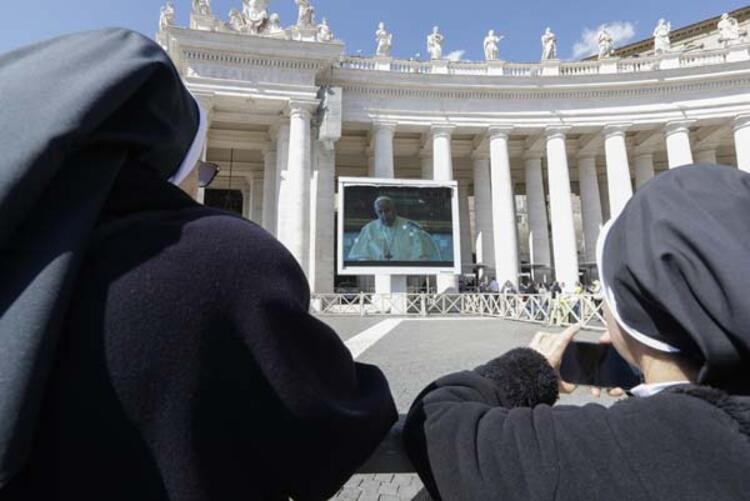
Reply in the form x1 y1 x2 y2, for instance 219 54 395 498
634 151 654 161
372 120 398 133
664 120 696 137
288 98 319 119
602 123 632 138
263 143 277 156
523 152 544 162
545 125 572 140
471 149 490 161
430 124 456 138
487 125 514 140
734 114 750 132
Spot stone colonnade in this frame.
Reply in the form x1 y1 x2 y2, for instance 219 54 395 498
229 106 750 294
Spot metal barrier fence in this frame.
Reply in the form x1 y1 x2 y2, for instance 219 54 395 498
311 293 607 331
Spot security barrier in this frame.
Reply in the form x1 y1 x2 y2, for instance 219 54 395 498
311 293 607 331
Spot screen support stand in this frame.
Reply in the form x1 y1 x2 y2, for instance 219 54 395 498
436 273 459 293
375 275 407 314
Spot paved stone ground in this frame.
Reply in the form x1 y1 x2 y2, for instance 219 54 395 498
319 316 622 501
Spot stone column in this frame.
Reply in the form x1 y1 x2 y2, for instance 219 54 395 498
472 153 495 275
524 154 551 273
241 185 252 220
603 125 634 219
634 153 655 190
262 146 277 234
431 125 459 292
577 156 603 264
277 100 316 275
545 126 579 290
665 121 695 168
372 121 397 178
488 126 519 288
458 180 472 274
309 140 336 293
735 115 750 173
250 172 264 223
421 150 434 180
694 149 717 164
274 122 291 236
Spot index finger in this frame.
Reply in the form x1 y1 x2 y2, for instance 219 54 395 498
560 323 582 343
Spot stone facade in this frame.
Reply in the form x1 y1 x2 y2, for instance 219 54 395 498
158 3 750 293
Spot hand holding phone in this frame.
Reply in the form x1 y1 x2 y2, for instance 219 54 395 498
559 341 641 390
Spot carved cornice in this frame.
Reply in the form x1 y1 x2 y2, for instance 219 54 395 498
336 76 750 102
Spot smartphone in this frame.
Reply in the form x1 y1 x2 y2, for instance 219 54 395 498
559 342 641 389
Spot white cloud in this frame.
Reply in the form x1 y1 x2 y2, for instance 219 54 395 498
571 21 636 59
446 50 465 62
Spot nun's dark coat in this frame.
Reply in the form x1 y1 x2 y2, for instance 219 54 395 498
403 348 750 501
2 171 397 501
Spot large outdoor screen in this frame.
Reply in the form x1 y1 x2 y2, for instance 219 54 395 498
337 178 461 275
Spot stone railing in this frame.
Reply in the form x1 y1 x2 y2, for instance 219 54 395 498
311 293 607 331
337 44 750 78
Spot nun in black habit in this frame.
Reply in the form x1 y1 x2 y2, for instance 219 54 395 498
403 164 750 500
0 29 397 500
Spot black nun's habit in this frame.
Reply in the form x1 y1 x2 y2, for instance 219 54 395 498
0 29 396 500
403 165 750 500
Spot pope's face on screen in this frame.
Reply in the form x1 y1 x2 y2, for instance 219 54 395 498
374 198 397 227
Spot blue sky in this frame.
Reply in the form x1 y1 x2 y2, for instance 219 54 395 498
1 1 748 61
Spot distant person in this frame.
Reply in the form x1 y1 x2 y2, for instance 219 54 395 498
0 30 396 500
501 280 517 294
403 165 750 501
348 195 442 261
487 278 500 293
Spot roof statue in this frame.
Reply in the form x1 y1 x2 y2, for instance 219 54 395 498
242 0 269 35
541 27 557 60
598 28 615 59
296 0 315 27
227 8 246 32
266 13 284 35
159 1 176 32
653 18 671 54
427 26 445 60
317 18 334 42
484 30 504 61
718 13 746 47
192 0 212 17
376 22 393 57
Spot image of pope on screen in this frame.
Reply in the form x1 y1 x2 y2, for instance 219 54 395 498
348 196 442 262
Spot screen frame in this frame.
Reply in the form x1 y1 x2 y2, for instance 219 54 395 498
337 177 462 276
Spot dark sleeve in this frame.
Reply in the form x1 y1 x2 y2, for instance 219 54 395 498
102 213 398 501
218 217 399 500
403 348 567 501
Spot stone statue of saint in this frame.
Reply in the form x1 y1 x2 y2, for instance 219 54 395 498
227 8 245 32
159 1 176 31
192 0 212 17
427 26 445 60
317 18 333 42
242 0 268 35
295 0 315 27
376 22 393 57
718 13 744 46
265 13 284 34
483 29 503 61
653 18 671 54
541 27 557 60
598 28 615 59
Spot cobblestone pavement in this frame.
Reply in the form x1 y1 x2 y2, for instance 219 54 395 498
319 316 622 500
